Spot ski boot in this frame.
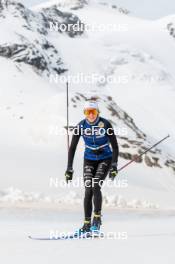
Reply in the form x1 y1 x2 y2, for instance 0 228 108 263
75 218 91 237
90 213 102 234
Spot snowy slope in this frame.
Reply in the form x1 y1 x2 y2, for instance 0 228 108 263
0 0 175 208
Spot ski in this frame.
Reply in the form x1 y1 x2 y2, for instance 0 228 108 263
28 231 104 241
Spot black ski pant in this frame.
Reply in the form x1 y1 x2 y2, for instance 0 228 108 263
83 158 112 219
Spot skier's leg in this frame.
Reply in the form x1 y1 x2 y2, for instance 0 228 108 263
91 158 112 229
83 159 97 222
84 188 93 219
75 160 94 235
76 159 97 235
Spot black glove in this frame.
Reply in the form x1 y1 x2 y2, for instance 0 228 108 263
109 163 118 180
65 168 74 183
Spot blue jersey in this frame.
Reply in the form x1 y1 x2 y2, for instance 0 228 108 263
78 116 113 160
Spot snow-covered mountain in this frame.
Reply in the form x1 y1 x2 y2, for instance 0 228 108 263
0 0 175 208
0 0 85 75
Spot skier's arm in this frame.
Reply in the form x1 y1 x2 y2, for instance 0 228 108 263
106 121 119 164
67 126 81 169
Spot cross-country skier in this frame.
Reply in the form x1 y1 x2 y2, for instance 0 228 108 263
65 100 119 235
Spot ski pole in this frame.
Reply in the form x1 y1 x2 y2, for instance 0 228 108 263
66 81 70 152
118 134 170 172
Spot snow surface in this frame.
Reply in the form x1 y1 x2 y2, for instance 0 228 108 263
1 207 175 264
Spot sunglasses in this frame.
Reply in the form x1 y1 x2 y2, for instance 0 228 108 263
84 109 99 116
